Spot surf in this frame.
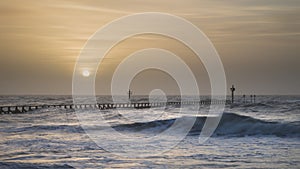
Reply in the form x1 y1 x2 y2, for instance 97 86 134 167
112 112 300 138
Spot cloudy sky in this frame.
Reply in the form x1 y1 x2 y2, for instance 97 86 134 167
0 0 299 95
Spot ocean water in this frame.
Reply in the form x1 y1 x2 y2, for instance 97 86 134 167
0 95 299 168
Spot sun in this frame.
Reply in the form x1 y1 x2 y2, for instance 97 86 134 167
82 70 90 77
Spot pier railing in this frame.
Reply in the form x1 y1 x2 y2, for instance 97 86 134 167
0 100 231 114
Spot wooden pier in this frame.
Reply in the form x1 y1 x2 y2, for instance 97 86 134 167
0 100 231 114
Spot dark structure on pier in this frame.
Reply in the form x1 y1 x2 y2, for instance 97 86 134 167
0 100 231 114
230 85 236 104
128 89 133 100
0 86 239 114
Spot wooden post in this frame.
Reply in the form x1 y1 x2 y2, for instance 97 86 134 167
230 85 236 104
128 89 132 100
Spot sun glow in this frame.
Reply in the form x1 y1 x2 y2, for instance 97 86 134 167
82 70 90 77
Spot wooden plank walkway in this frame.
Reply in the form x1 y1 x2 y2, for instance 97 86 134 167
0 100 231 114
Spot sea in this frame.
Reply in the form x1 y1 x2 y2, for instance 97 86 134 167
0 95 299 168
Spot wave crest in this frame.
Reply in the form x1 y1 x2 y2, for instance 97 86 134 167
113 112 300 137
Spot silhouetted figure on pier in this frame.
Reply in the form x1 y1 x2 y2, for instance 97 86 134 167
243 94 246 103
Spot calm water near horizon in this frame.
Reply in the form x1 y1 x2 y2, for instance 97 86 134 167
0 95 299 168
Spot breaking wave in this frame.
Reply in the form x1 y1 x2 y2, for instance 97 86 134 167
113 112 300 137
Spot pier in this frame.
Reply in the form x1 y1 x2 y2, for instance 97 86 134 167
0 100 231 114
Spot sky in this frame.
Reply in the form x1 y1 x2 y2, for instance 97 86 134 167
0 0 299 95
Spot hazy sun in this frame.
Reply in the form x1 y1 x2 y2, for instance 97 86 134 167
82 70 90 77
